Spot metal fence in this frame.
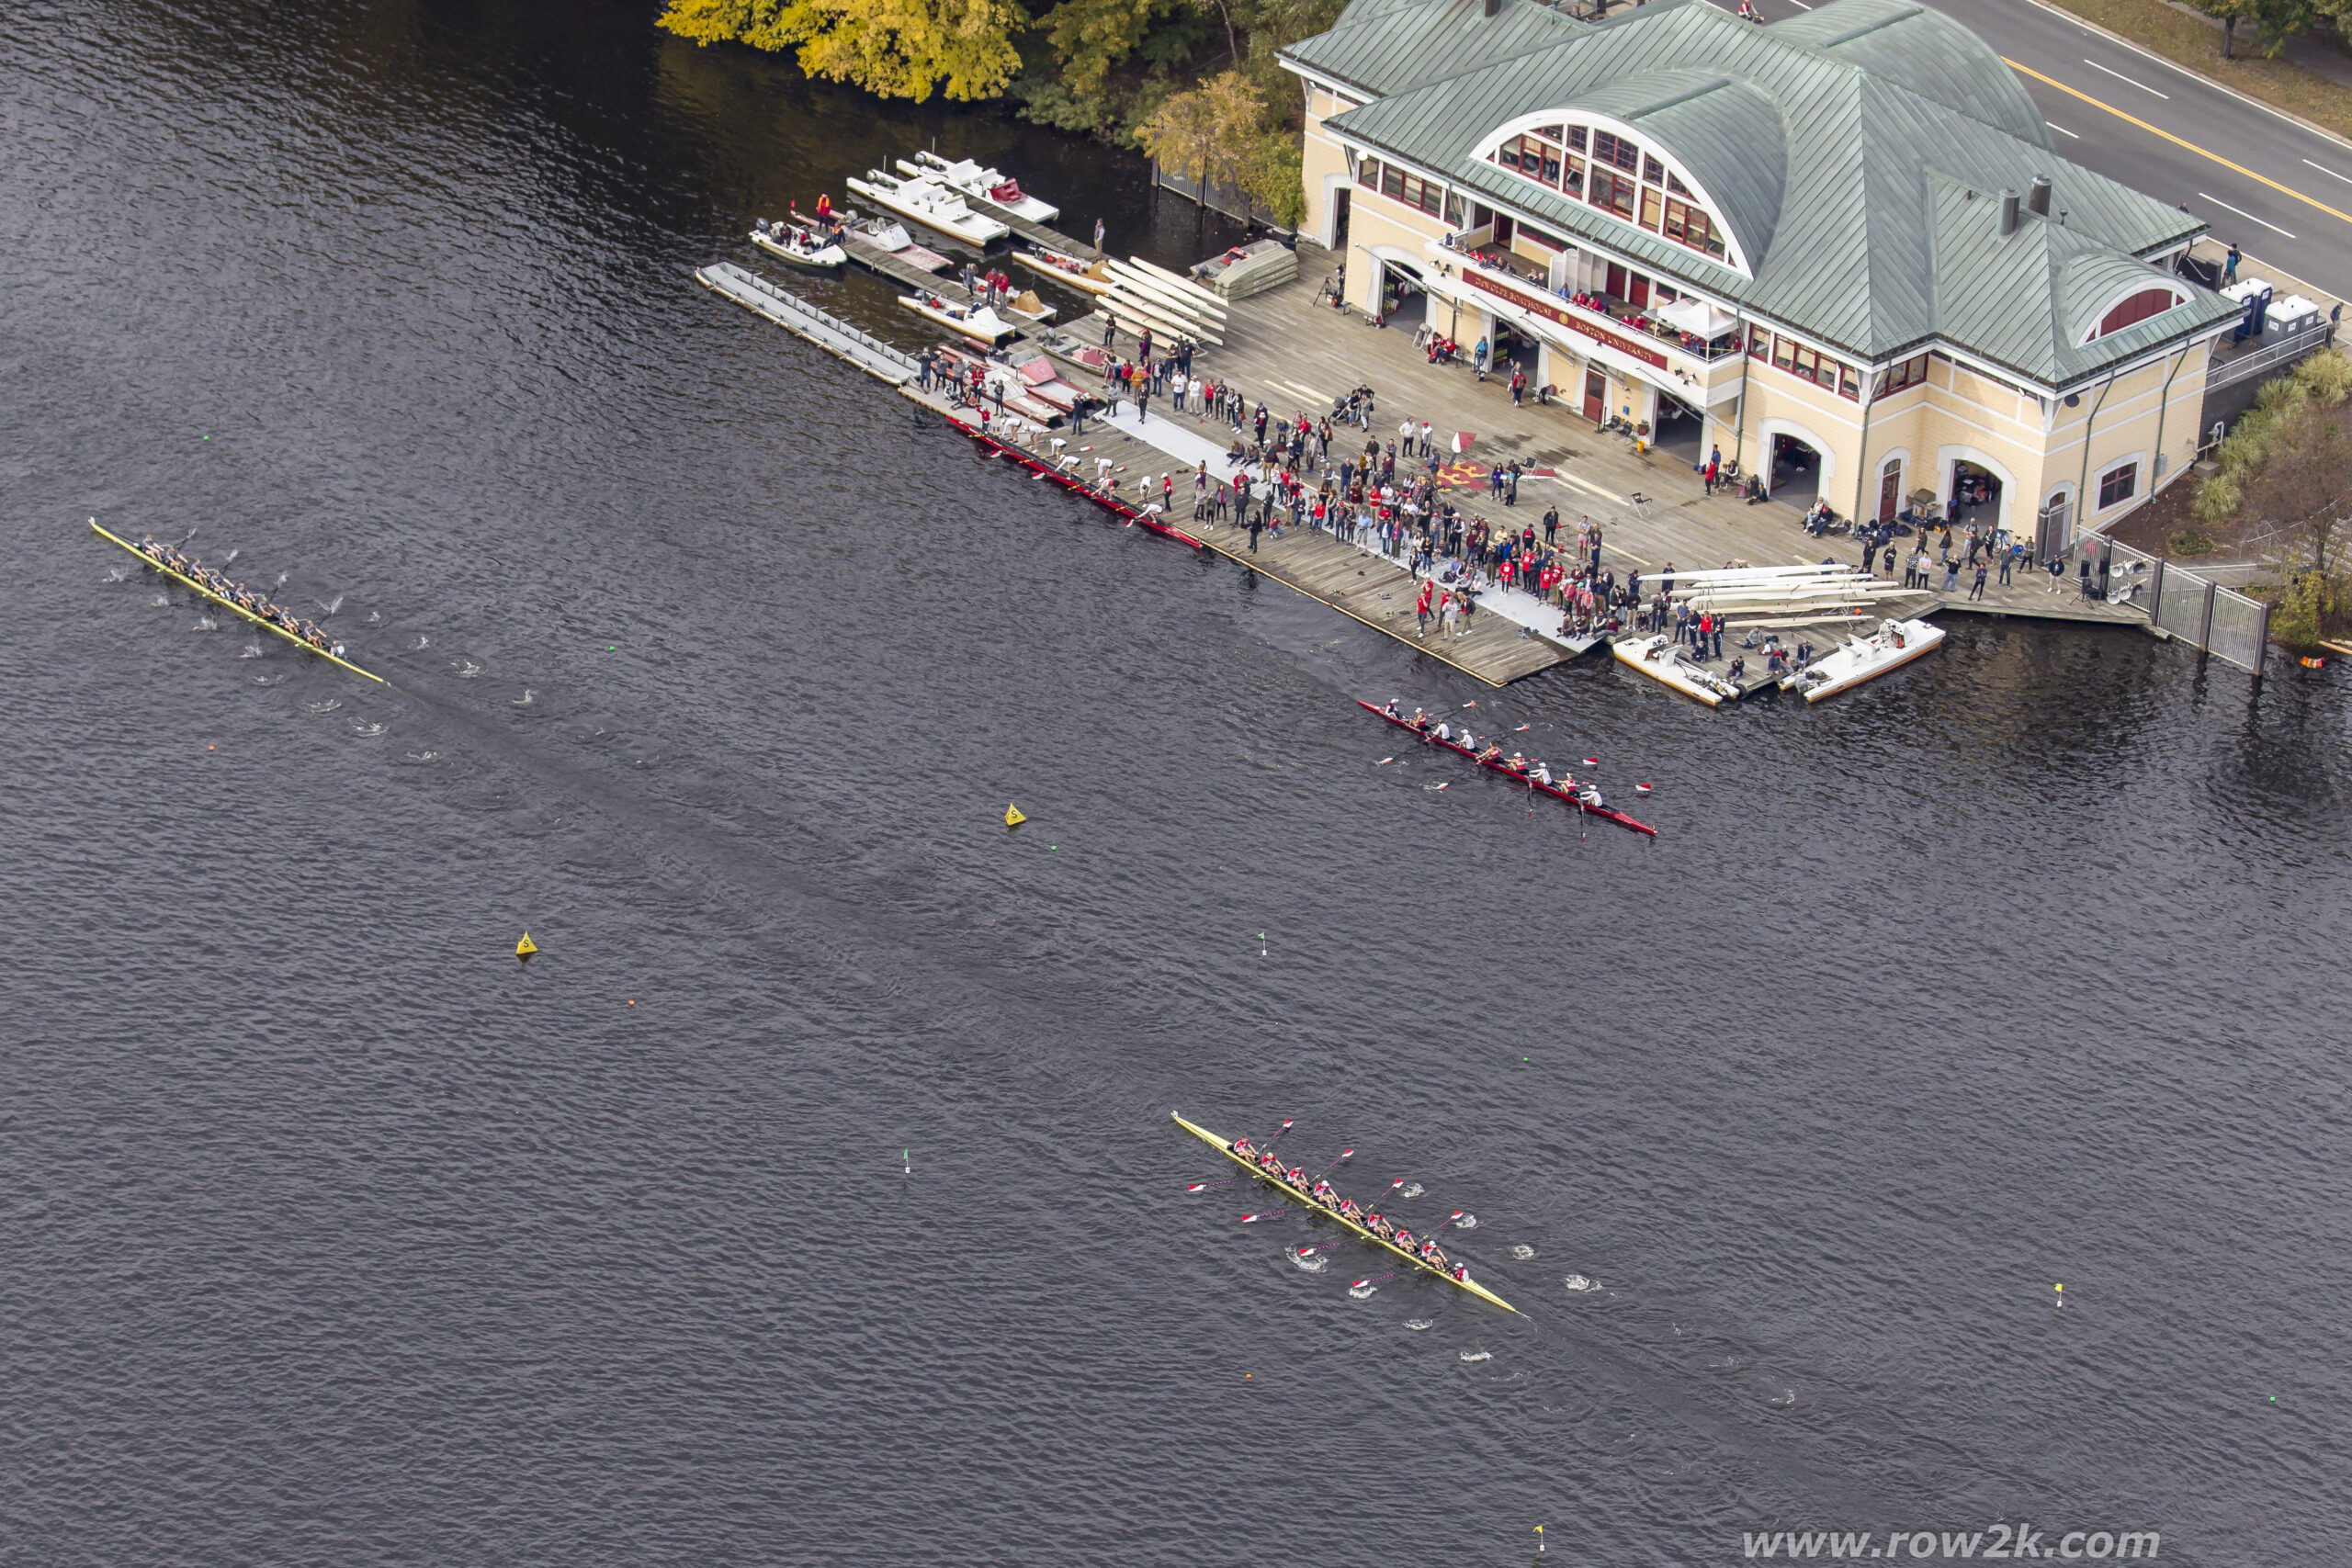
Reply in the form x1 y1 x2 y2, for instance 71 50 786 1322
2107 537 2271 673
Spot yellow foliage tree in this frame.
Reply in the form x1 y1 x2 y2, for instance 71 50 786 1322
1137 72 1272 209
659 0 1024 103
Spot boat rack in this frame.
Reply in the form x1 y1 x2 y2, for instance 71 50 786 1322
695 263 922 386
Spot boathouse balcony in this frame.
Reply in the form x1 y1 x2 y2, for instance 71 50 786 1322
1420 233 1743 380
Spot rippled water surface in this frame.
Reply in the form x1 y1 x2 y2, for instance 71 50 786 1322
5 3 2348 1562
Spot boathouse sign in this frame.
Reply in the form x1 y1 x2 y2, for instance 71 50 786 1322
1462 269 1668 368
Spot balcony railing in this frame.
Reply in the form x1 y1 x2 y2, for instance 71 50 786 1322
1427 236 1743 367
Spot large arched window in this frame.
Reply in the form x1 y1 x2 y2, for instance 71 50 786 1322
1474 115 1743 274
2087 286 2186 342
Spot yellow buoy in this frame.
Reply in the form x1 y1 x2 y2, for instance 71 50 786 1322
1004 804 1026 828
515 931 538 960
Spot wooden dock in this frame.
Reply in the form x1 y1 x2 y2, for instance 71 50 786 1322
840 231 976 305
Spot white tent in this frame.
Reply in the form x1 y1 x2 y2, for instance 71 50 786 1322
1657 296 1739 340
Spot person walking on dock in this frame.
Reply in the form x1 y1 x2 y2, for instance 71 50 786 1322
1247 507 1264 554
1969 561 1989 601
1415 579 1433 636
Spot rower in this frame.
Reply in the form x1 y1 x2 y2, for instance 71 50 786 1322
1410 708 1430 729
1383 698 1400 717
1338 1199 1363 1222
1532 761 1554 786
1232 1136 1256 1157
1433 722 1453 743
1476 742 1502 763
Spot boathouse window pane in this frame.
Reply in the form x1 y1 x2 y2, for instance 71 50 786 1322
1540 145 1563 185
1839 363 1861 400
1419 179 1443 216
1750 327 1771 358
1444 192 1465 226
1562 155 1584 195
1565 126 1588 152
1519 222 1563 252
1381 164 1405 200
1667 171 1690 197
2098 461 2138 508
1643 154 1666 185
1639 186 1663 231
1592 131 1638 173
1589 168 1635 219
1536 124 1564 141
1772 335 1796 372
1358 158 1381 189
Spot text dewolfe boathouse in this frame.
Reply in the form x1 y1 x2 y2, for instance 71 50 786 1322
1281 0 2241 553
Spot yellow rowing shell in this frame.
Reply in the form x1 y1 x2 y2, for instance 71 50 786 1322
1171 1111 1517 1314
92 520 384 683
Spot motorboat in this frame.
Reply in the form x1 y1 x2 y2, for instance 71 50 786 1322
750 217 845 271
1012 245 1113 297
845 216 953 274
844 169 1010 245
1779 617 1945 702
899 291 1016 344
908 152 1061 223
1611 633 1744 705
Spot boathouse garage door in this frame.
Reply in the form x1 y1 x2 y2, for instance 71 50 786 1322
1583 368 1606 423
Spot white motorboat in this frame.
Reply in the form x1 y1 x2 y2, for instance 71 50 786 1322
899 291 1016 344
1779 617 1945 702
750 218 845 271
1012 245 1113 297
845 170 1009 245
1612 633 1743 705
908 152 1061 223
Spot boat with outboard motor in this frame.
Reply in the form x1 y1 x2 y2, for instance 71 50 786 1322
1780 615 1945 701
845 169 1010 245
899 291 1016 344
750 216 844 271
906 152 1061 223
1171 1111 1517 1313
1012 244 1113 297
92 520 381 682
1612 633 1744 705
1355 700 1656 836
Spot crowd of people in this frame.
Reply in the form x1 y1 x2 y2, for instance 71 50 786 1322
131 536 341 653
1227 1133 1471 1282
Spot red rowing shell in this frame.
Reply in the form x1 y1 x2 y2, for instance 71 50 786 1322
1356 700 1656 836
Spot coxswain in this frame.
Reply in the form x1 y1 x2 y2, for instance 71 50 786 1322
1452 1263 1470 1282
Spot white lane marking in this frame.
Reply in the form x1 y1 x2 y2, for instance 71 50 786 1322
2199 191 2297 239
2085 57 2168 98
1271 378 1332 406
2047 121 2081 139
1784 0 1813 8
2016 0 2352 157
2304 158 2352 186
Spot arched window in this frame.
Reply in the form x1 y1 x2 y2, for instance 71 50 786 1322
2095 288 2180 339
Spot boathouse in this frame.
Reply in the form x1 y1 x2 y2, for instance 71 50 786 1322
1279 0 2240 554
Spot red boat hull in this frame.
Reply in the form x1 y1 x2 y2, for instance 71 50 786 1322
1356 701 1656 836
942 408 1204 549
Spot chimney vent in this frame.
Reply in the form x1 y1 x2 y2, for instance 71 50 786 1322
2026 175 2052 216
2000 188 2019 236
1484 0 1499 16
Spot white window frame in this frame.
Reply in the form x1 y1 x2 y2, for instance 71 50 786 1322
1467 110 1749 278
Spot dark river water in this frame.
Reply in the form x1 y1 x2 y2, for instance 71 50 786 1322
5 1 2347 1562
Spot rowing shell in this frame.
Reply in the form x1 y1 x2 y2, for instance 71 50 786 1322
1355 701 1654 836
92 520 384 683
1171 1111 1517 1314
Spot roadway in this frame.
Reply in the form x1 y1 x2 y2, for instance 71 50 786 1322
1739 0 2352 302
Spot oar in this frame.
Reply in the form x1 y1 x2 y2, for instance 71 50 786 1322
1184 1179 1233 1193
1348 1270 1396 1291
1308 1147 1355 1184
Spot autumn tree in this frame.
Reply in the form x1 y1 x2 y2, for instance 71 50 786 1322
659 0 1024 103
2198 350 2352 645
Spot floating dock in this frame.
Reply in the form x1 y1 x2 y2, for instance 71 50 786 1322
696 264 922 385
839 231 978 305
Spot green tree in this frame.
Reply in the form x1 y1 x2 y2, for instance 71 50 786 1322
2199 351 2352 644
2184 0 2316 57
658 0 1025 102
